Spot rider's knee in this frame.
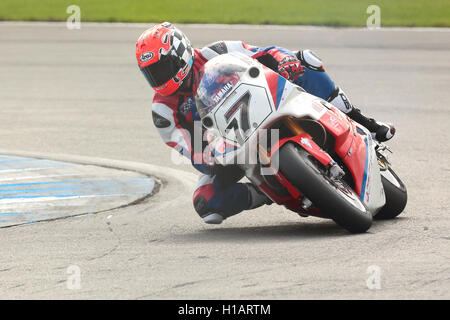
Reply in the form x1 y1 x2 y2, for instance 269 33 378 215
193 194 210 218
193 194 225 224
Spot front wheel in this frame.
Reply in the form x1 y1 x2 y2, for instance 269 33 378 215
374 166 407 220
277 143 372 233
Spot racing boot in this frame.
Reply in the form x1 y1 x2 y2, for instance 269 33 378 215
347 107 396 142
202 184 272 224
247 183 273 209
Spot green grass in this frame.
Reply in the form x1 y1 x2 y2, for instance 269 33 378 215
0 0 449 27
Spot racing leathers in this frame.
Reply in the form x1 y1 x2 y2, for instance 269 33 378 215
150 40 393 224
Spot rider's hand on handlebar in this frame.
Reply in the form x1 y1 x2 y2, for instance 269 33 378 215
278 56 304 81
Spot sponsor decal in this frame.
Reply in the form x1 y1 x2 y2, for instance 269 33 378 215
329 115 340 129
179 97 195 115
339 93 352 111
139 51 154 63
212 81 233 104
300 137 313 149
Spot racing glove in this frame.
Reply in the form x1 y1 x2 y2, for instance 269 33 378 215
277 56 305 81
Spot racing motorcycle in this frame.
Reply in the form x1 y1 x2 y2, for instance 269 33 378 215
195 52 407 233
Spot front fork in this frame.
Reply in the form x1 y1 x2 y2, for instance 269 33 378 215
283 117 310 136
257 117 309 158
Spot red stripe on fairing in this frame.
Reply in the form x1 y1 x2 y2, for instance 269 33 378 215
193 183 216 202
263 67 279 108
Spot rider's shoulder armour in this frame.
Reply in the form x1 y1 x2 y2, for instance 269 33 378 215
297 49 325 72
208 41 228 55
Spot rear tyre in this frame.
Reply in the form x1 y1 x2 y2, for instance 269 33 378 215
277 143 372 233
374 167 407 220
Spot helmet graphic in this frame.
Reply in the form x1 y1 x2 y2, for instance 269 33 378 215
136 22 194 96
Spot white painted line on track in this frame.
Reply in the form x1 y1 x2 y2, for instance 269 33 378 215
0 166 69 174
0 173 83 182
0 193 148 205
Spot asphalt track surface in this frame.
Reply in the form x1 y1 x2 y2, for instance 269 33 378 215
0 22 449 299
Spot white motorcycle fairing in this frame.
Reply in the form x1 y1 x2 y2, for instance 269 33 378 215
196 52 385 215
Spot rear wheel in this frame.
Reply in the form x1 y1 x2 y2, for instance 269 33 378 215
277 143 372 233
374 167 407 220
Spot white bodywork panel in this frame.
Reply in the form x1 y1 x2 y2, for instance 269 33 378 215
199 52 385 214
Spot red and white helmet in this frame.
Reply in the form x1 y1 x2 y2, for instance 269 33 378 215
136 22 194 96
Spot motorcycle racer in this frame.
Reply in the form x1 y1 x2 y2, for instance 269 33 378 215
135 22 396 224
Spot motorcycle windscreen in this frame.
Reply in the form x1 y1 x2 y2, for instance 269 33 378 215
195 55 247 118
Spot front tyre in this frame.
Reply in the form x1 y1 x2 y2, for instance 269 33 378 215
374 167 407 220
277 143 372 233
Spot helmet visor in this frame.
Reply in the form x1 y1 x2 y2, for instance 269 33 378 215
140 54 185 88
